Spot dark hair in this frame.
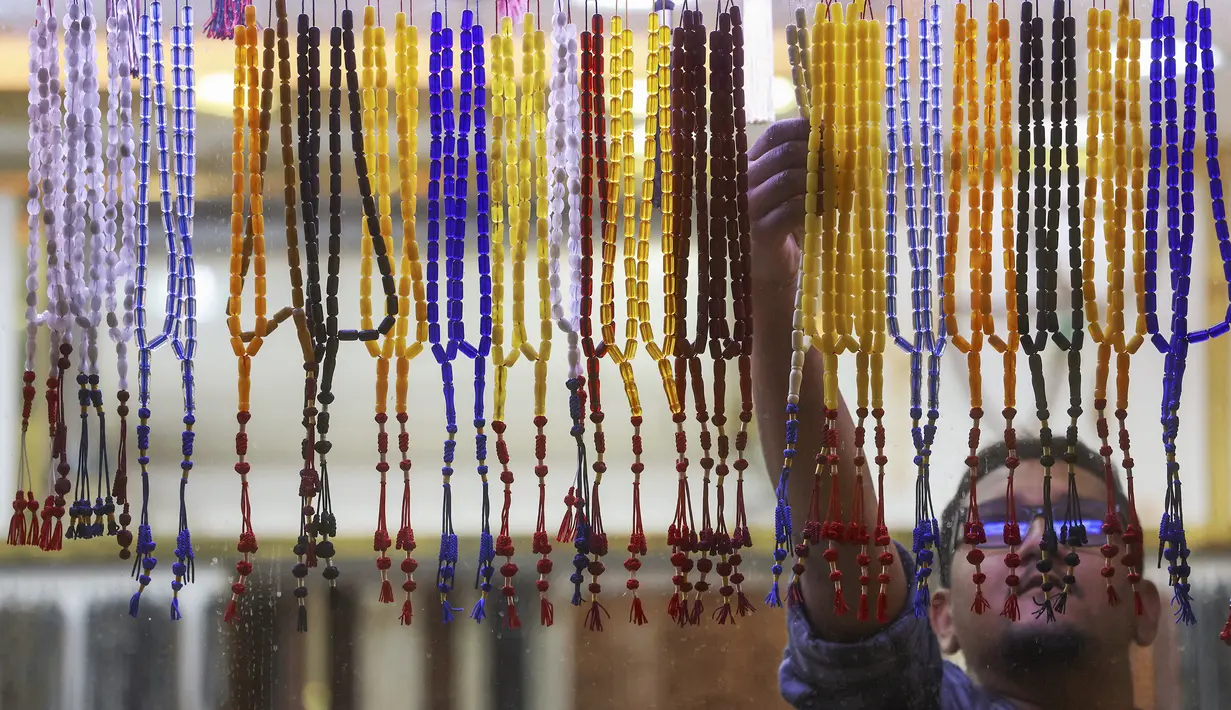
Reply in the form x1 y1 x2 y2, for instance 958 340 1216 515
936 436 1128 588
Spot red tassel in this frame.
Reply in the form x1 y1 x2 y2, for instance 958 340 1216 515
307 539 318 567
38 515 53 551
736 591 756 617
676 598 690 627
584 600 608 631
556 487 576 542
540 596 554 626
46 520 62 551
1106 584 1120 607
400 599 414 626
714 601 734 625
379 579 394 604
1133 589 1144 616
787 580 804 606
833 586 849 616
26 512 41 547
857 592 869 621
667 591 681 621
505 599 521 629
970 589 991 614
1001 591 1020 621
630 596 648 625
689 597 704 626
223 597 239 624
7 508 25 546
1220 607 1231 645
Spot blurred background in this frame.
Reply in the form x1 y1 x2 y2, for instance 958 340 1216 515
0 0 1230 708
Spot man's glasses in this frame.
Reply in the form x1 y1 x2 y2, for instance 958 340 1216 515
948 500 1126 552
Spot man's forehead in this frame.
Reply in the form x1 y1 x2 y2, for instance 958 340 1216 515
977 459 1111 506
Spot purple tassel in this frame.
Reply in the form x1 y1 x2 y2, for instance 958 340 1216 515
204 0 250 40
129 590 143 618
170 596 181 621
441 599 461 624
469 596 487 623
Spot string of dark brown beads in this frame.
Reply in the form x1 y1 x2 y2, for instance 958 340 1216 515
726 2 755 618
666 7 699 628
43 342 74 551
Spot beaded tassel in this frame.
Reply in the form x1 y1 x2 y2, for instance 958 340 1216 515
885 0 945 620
130 0 186 611
727 4 756 618
812 1 859 618
1088 0 1132 610
14 3 54 549
580 7 611 631
846 6 886 624
768 1 824 611
301 5 400 622
668 8 708 626
354 4 399 608
1012 0 1066 620
392 7 427 627
292 3 324 631
464 7 496 625
544 4 582 628
624 8 669 626
1146 0 1231 630
942 1 996 617
106 0 140 555
36 0 67 554
223 6 271 623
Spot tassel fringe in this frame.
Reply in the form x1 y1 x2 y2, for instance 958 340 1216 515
832 586 849 617
1106 584 1120 607
736 591 756 617
764 581 782 609
876 590 889 623
379 579 394 604
584 600 609 631
714 601 734 625
857 592 869 621
540 596 554 626
505 599 521 629
1001 592 1020 621
223 597 239 624
970 589 991 614
630 595 648 625
400 599 414 626
1133 589 1144 616
689 597 704 626
297 604 308 632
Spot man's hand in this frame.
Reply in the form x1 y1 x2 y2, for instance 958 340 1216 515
748 117 811 283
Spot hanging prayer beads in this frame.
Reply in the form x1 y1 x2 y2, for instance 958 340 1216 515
544 2 581 628
786 5 812 119
106 0 140 556
767 0 824 611
129 0 199 619
1083 0 1146 612
844 5 886 623
391 5 427 628
354 3 400 608
1146 0 1231 631
223 6 272 622
726 3 756 617
941 0 998 617
292 0 324 631
624 6 669 626
669 7 711 626
12 3 56 549
885 0 946 620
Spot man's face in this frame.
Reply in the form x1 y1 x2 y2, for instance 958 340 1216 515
934 460 1161 675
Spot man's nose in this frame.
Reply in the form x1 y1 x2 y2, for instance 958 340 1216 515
1018 516 1050 558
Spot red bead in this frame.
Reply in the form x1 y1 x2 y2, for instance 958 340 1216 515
536 558 553 575
231 582 247 595
500 563 518 578
403 579 418 592
623 557 642 572
1100 566 1116 578
236 560 253 576
501 585 516 598
828 570 842 583
587 582 602 594
401 557 419 574
972 573 986 585
822 547 840 563
536 580 550 592
966 548 985 566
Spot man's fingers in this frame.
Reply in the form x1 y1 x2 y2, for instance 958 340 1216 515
752 193 808 247
748 142 810 193
748 117 812 162
748 168 810 222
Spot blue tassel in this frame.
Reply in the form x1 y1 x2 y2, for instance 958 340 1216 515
129 590 143 618
1172 583 1197 626
913 584 930 619
441 599 461 624
170 596 181 621
469 596 486 622
764 580 782 608
571 586 583 607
